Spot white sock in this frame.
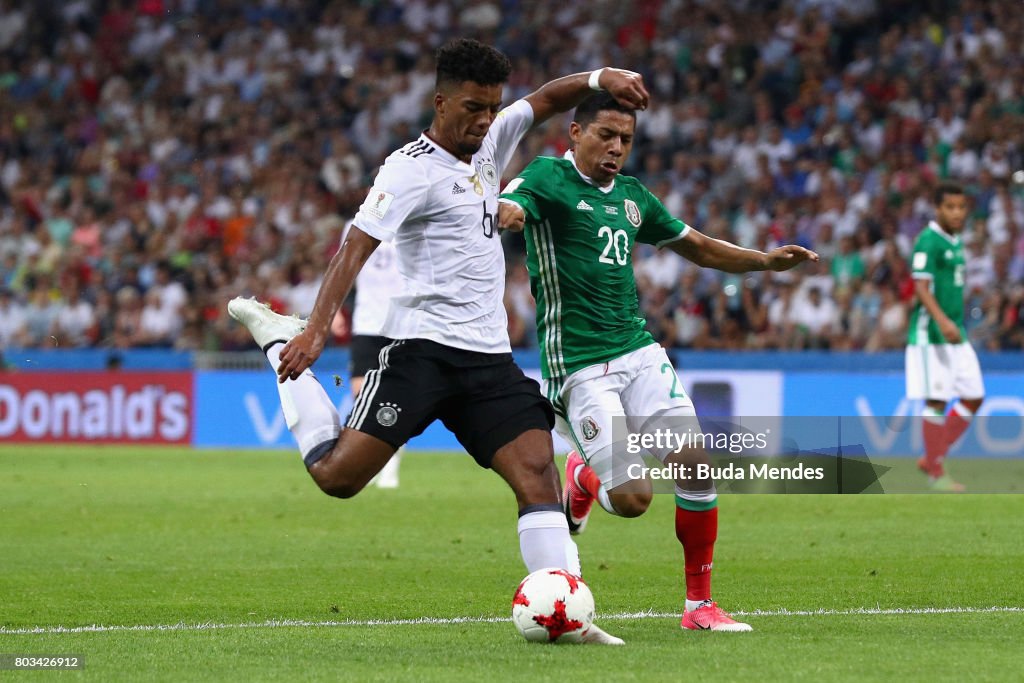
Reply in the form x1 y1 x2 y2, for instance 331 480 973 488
517 508 581 574
571 460 620 516
685 598 710 612
372 447 403 488
674 484 718 506
596 486 619 515
950 402 974 419
266 344 341 462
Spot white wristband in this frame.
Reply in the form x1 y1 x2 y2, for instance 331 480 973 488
588 68 605 91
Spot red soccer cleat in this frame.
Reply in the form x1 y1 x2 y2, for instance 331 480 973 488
563 451 594 535
680 600 752 632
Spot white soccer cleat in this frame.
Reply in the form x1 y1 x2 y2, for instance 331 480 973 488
581 623 625 645
227 297 306 351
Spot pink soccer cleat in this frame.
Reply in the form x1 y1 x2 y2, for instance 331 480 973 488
563 451 594 535
680 600 753 632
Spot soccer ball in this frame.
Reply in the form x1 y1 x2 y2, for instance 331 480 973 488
511 568 595 643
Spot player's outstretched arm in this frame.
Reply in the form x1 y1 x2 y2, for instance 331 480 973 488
668 228 819 274
524 68 649 127
276 226 380 383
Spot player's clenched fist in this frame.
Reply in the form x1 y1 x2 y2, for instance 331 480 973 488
597 68 650 111
497 201 526 232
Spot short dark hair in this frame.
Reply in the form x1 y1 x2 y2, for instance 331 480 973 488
934 180 965 205
572 93 637 130
435 38 511 90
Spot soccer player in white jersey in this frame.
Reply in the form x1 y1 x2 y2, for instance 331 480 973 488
229 39 649 644
499 93 818 631
332 225 402 488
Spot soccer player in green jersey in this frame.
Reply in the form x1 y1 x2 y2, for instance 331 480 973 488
498 91 817 631
906 181 985 492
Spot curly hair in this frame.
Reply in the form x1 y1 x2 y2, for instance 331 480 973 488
573 92 637 130
435 38 512 90
934 180 965 206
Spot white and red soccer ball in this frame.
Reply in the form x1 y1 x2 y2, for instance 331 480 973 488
511 568 595 643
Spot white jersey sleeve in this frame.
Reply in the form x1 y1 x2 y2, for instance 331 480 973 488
487 99 534 173
352 153 430 243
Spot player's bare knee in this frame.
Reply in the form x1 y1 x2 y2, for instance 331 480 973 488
520 449 555 479
510 456 560 504
492 430 560 506
308 462 364 499
609 491 651 517
961 397 984 412
669 445 710 469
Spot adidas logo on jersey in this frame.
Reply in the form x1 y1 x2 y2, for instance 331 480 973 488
576 200 594 211
452 183 466 195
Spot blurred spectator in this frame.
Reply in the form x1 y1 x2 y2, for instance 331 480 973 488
670 282 710 349
19 284 59 348
53 283 96 348
504 258 535 349
287 263 323 318
112 286 142 348
864 286 907 351
832 235 865 293
138 288 176 347
790 286 839 349
0 287 25 348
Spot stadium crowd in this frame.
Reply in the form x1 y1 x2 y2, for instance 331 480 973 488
0 0 1023 355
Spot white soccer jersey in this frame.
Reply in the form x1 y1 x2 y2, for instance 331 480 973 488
352 99 534 354
345 223 400 337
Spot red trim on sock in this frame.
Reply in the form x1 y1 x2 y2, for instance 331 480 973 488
575 464 602 500
675 506 717 602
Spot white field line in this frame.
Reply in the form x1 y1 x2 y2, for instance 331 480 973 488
1 606 1021 636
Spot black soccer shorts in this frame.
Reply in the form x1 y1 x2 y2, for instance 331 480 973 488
344 338 554 467
348 334 391 379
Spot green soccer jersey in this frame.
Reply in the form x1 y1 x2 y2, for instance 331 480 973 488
501 155 689 380
907 221 966 345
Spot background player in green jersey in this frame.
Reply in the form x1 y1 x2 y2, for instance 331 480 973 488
906 182 985 492
499 91 817 631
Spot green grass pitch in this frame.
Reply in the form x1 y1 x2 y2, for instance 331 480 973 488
1 446 1022 682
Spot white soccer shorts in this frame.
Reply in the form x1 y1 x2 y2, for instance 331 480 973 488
543 343 700 490
905 342 985 402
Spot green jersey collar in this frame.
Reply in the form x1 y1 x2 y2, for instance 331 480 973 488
928 220 959 244
563 150 615 194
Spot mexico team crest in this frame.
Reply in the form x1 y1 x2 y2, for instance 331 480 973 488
624 199 641 227
580 416 600 441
